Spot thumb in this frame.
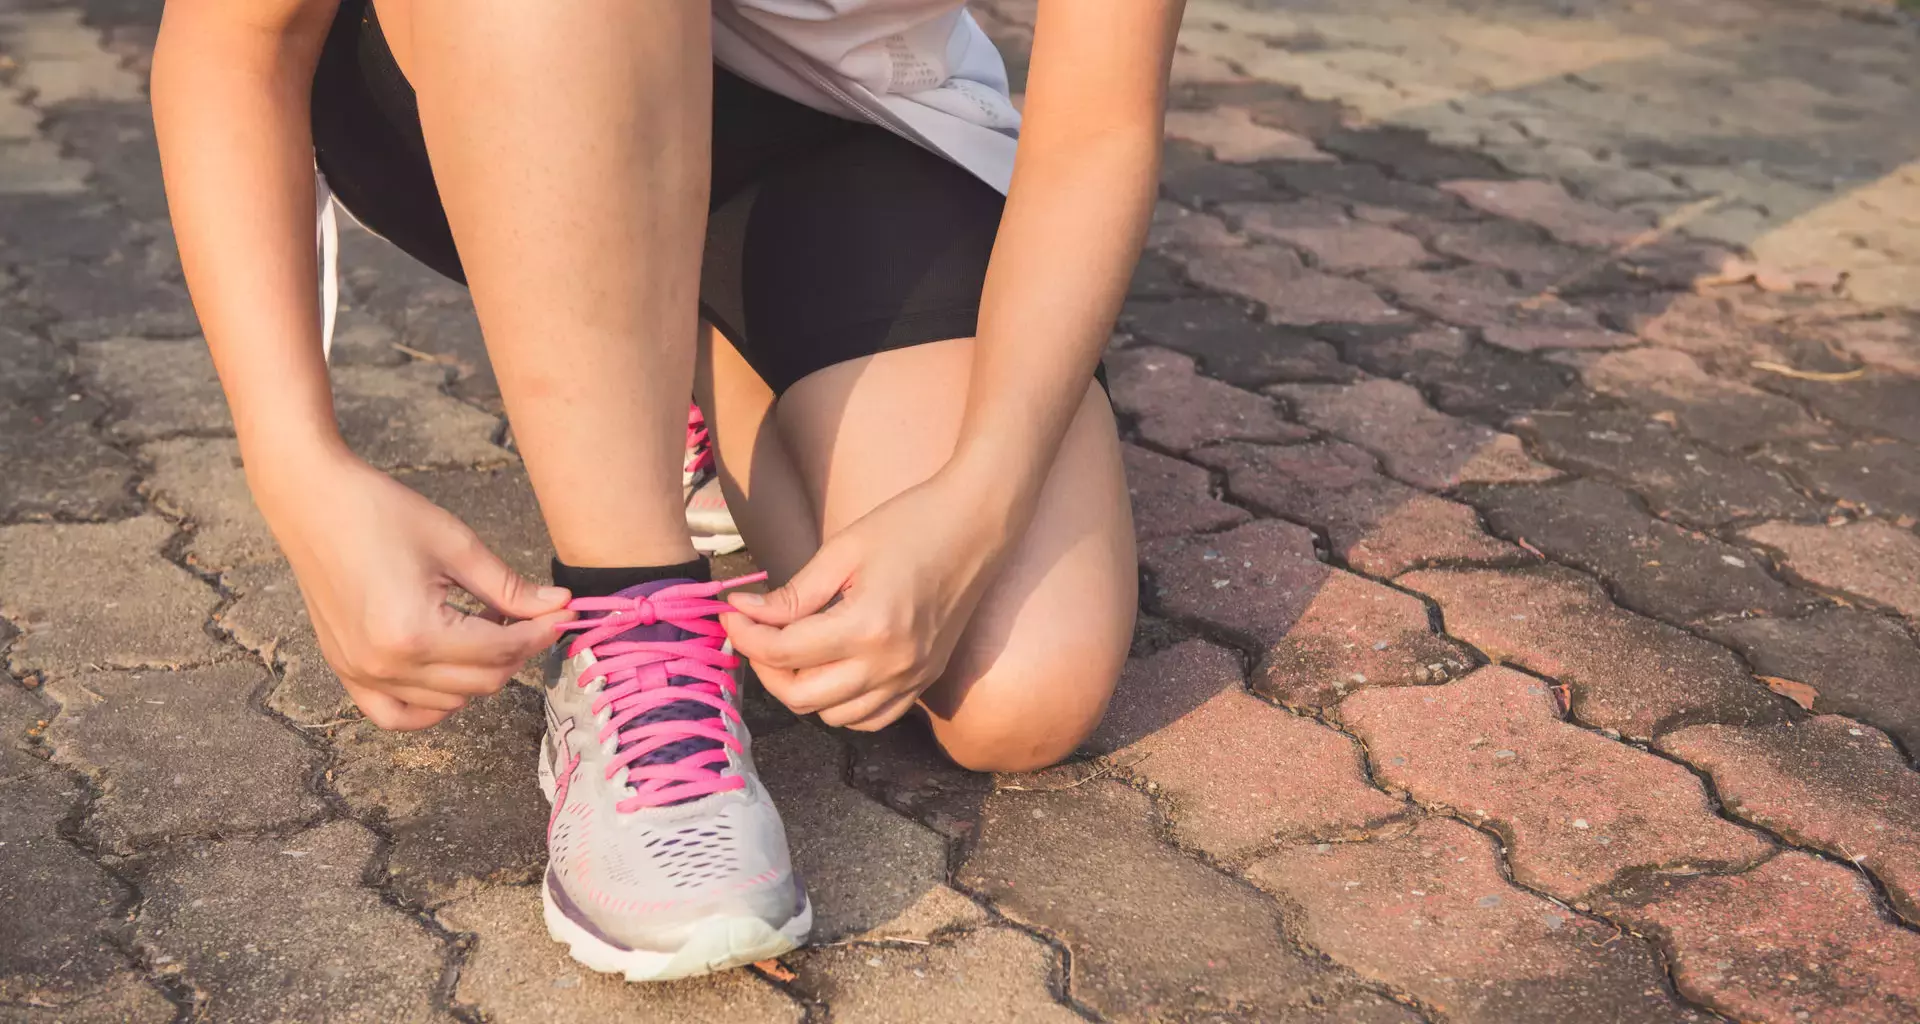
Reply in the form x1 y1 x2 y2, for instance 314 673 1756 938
441 532 570 620
730 540 855 626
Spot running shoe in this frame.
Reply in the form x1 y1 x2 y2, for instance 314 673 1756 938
540 576 810 980
683 403 745 555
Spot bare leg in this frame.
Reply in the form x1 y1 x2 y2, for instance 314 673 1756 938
698 334 1137 772
387 0 711 567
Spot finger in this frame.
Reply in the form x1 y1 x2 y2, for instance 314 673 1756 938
838 691 922 733
763 660 877 717
722 608 864 672
409 661 518 696
424 610 572 668
378 684 471 713
817 685 913 730
440 530 572 620
727 539 856 626
342 682 456 731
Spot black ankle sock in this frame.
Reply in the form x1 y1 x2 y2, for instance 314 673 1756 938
550 556 711 598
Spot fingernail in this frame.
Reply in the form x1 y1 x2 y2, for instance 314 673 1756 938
732 592 765 607
538 586 569 603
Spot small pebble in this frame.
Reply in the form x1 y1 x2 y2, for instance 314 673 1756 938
1572 818 1590 830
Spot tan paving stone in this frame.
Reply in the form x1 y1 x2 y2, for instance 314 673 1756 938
74 337 230 442
0 397 139 523
1597 851 1920 1023
1089 639 1405 859
1661 716 1920 924
1107 346 1310 454
755 725 951 942
140 437 276 573
135 820 453 1023
1248 817 1712 1024
791 927 1078 1024
957 779 1371 1022
1273 378 1559 489
1398 566 1788 740
1744 519 1920 620
328 687 547 907
0 516 222 679
436 885 802 1024
1441 178 1650 248
1340 666 1771 901
0 769 172 1022
1165 105 1331 163
1194 439 1522 576
42 663 322 854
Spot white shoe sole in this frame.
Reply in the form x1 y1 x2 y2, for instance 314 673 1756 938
537 734 810 981
690 530 747 556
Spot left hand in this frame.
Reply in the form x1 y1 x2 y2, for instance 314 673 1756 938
722 469 1014 731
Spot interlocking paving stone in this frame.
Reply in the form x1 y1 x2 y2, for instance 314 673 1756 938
1660 716 1920 923
1439 179 1650 248
1165 105 1331 163
74 337 230 441
957 779 1376 1023
0 760 172 1022
845 720 993 843
1147 200 1243 252
28 255 198 342
1339 666 1772 901
1273 378 1559 489
1574 347 1828 450
1704 610 1920 756
1472 478 1810 622
436 885 803 1024
1396 216 1590 291
756 725 951 942
1158 139 1282 207
1120 296 1352 387
140 437 277 574
221 562 349 726
1223 200 1430 271
0 396 138 521
1514 406 1824 527
1088 639 1405 859
1761 438 1920 519
39 99 167 221
1768 370 1920 446
1142 521 1472 709
1270 161 1472 221
1194 439 1522 576
1744 519 1920 619
1314 124 1508 184
1398 566 1789 740
0 516 222 679
1595 851 1920 1023
135 820 453 1023
328 687 547 907
790 927 1081 1024
42 663 322 854
1817 315 1920 375
1107 346 1311 453
1366 265 1622 352
1324 323 1577 422
1120 443 1250 542
1248 817 1712 1024
1177 241 1411 327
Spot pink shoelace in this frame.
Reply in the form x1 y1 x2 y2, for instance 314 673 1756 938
685 402 715 478
554 574 765 811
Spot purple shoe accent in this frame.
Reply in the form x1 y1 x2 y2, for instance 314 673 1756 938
590 580 727 777
547 867 633 951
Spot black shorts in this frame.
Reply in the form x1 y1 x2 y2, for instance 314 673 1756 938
310 0 1007 395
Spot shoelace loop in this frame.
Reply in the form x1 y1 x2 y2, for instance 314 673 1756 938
553 573 766 811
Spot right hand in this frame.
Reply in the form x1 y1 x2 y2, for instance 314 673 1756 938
253 445 573 730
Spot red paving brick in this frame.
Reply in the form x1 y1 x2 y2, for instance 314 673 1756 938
1223 200 1430 271
1107 346 1310 454
1173 242 1409 326
1398 566 1790 740
1744 519 1920 620
1597 851 1920 1023
1090 640 1405 859
1337 666 1772 902
1120 443 1250 541
1273 378 1560 489
1248 817 1712 1024
1193 439 1522 576
1660 716 1920 923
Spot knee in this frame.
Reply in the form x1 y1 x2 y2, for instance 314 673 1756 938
926 663 1118 775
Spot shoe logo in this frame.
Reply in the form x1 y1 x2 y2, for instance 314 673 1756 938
547 717 581 841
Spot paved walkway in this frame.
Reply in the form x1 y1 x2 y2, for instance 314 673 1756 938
4 0 1919 1020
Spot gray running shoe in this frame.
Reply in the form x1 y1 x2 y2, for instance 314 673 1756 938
540 577 809 980
683 403 744 555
